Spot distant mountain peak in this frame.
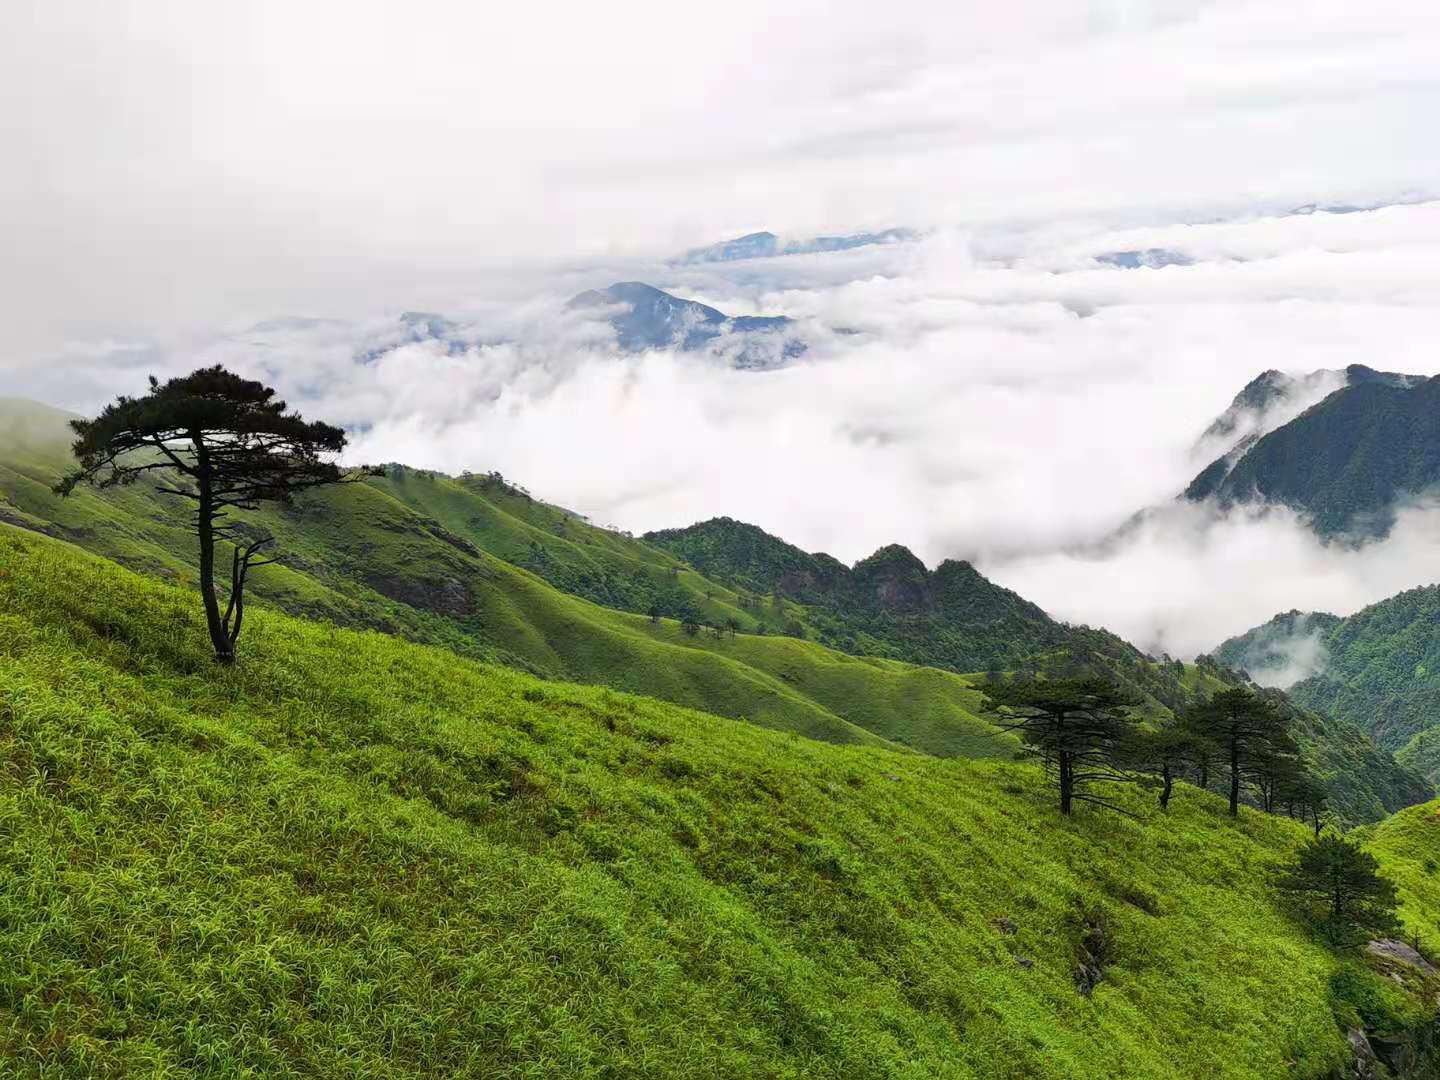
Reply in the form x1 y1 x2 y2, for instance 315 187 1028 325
1185 367 1440 538
677 227 915 265
1095 248 1194 270
569 282 805 369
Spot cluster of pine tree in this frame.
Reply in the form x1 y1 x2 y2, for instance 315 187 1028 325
983 677 1400 948
983 679 1324 825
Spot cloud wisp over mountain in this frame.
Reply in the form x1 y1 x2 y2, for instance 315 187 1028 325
17 201 1437 660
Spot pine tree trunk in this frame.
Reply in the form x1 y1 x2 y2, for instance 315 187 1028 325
1159 765 1173 810
1228 737 1241 817
1059 752 1073 815
193 443 234 664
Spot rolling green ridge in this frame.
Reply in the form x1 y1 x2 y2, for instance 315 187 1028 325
1363 801 1440 956
2 396 1427 823
0 398 1004 759
643 518 1236 712
1217 589 1440 786
1 525 1435 1077
642 519 1431 823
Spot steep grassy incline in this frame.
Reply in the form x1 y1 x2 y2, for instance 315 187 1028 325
0 526 1418 1078
371 466 795 634
0 408 1004 759
1365 802 1440 957
0 403 794 648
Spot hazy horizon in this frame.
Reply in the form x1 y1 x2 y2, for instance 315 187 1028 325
6 0 1440 657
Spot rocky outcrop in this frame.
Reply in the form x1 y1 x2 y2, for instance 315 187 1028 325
1367 939 1439 979
1073 911 1113 997
366 573 475 618
1343 1028 1382 1080
1334 940 1440 1079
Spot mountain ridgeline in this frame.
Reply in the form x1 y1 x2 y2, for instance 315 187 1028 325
1187 365 1440 538
0 397 1430 824
676 227 915 264
567 281 806 368
644 516 1073 671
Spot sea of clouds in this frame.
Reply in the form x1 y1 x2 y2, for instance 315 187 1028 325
6 0 1440 662
16 201 1440 661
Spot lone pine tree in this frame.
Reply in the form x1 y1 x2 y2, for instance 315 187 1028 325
1181 688 1295 817
56 366 370 663
1279 836 1399 947
983 678 1139 815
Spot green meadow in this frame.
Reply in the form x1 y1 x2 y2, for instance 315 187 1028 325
2 525 1432 1078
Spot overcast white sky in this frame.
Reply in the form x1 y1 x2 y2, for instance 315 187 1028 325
4 0 1440 659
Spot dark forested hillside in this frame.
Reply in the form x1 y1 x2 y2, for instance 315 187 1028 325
643 516 1075 669
1186 368 1440 538
1218 587 1440 786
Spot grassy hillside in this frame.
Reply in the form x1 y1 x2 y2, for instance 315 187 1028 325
0 400 1005 760
4 397 1427 822
0 397 824 641
1 525 1430 1077
1365 801 1440 956
372 466 792 635
642 519 1432 822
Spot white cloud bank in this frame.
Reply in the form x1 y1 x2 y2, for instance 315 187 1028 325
5 3 1440 658
127 203 1440 659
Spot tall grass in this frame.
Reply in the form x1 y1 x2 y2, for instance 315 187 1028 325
0 526 1383 1077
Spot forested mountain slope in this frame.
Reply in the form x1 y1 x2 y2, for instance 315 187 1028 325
1219 588 1440 786
1186 369 1440 539
644 516 1073 670
1 525 1434 1078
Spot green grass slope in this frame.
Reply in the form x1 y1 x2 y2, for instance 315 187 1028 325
4 398 1424 820
0 403 1002 759
0 525 1416 1078
372 466 787 635
641 516 1429 822
1366 801 1440 956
